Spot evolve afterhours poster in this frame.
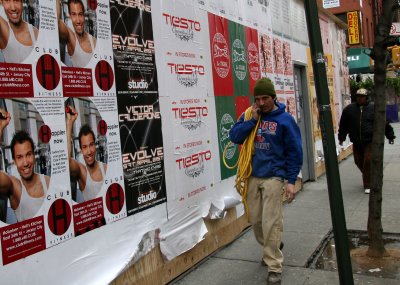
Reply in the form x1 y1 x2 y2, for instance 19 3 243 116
111 0 166 214
110 0 157 97
118 94 166 215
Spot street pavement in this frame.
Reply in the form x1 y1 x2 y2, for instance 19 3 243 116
169 122 400 285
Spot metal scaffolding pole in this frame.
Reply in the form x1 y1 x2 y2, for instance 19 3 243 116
303 1 354 284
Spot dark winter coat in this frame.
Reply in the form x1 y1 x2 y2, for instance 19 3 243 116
338 101 396 146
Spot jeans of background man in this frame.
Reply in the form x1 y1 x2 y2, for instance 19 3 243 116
353 143 372 190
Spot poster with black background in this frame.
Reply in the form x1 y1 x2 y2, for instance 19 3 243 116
117 93 166 215
110 0 158 96
111 0 166 214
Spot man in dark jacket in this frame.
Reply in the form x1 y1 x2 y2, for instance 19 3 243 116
338 88 395 194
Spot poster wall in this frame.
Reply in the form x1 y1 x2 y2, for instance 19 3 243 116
59 0 125 235
222 0 239 23
271 0 282 35
257 1 272 34
273 37 285 105
0 0 63 97
117 94 166 214
306 49 340 143
290 0 309 45
152 0 216 201
0 0 343 282
215 96 239 180
0 98 73 265
259 33 274 80
283 41 296 120
156 3 209 98
240 0 257 28
246 27 261 95
229 21 250 96
0 0 72 265
306 48 322 141
325 54 338 133
65 96 126 236
58 0 117 98
110 0 166 215
208 14 234 96
281 0 291 38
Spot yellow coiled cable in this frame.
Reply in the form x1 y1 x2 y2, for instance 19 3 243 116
223 107 260 218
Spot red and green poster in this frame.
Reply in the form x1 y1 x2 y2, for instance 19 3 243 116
245 27 260 94
215 96 238 179
228 21 250 96
208 13 233 96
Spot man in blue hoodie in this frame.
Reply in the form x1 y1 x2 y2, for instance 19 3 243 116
229 77 302 284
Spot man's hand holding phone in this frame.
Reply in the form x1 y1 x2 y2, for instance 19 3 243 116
252 103 261 120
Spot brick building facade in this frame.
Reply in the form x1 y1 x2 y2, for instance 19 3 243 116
318 0 383 48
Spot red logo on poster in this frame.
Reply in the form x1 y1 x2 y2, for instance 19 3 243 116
95 60 114 91
248 42 260 81
212 33 230 79
38 125 51 144
47 199 72 235
36 54 60 90
97 120 107 136
88 0 97 10
105 183 124 214
282 42 293 76
273 38 284 75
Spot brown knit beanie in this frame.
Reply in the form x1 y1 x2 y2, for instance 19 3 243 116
253 78 276 97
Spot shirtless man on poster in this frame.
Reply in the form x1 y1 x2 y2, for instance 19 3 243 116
66 106 107 202
57 0 97 67
0 0 39 63
0 109 50 222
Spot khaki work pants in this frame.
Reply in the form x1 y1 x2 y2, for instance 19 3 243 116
247 176 284 273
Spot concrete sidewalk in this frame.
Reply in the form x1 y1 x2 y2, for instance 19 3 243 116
169 122 400 285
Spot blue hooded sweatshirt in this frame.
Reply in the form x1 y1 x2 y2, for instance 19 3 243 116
229 102 303 184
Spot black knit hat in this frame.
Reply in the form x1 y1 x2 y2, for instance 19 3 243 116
253 78 276 97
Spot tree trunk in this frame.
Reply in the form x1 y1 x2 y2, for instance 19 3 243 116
367 0 397 258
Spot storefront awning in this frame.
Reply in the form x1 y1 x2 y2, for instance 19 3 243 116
347 47 373 74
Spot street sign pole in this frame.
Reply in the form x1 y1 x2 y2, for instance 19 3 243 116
303 1 354 284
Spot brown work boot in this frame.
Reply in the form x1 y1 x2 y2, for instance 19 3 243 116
267 272 281 284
